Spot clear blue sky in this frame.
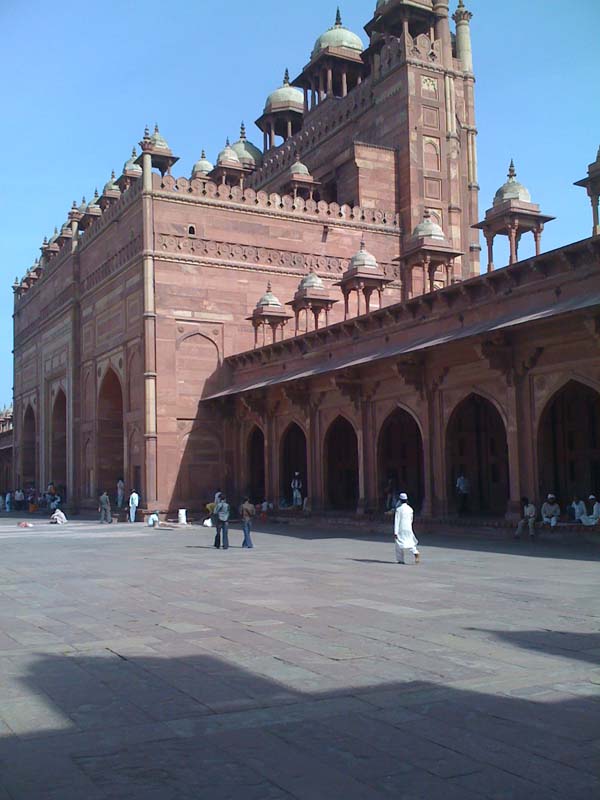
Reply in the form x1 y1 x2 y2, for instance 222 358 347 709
0 0 598 406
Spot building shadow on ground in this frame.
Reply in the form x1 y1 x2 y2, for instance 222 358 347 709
244 522 600 562
471 629 600 666
0 649 599 799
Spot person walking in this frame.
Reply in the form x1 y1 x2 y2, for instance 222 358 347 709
394 492 420 564
214 495 230 549
291 473 303 508
5 491 12 512
239 497 256 549
515 496 537 540
128 489 139 523
98 490 112 524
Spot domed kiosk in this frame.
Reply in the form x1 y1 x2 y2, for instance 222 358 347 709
256 69 304 152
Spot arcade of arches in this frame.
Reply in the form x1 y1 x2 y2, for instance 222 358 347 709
227 380 600 518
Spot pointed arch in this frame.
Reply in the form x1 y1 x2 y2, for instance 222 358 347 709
22 404 36 489
446 393 509 515
377 405 424 511
246 425 266 503
51 389 67 492
537 380 600 502
97 368 124 495
324 415 359 510
280 421 308 505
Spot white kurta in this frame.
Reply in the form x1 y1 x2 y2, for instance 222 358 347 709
394 503 419 559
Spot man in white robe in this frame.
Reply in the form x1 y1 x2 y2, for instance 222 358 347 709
394 493 420 564
128 490 139 523
580 495 600 527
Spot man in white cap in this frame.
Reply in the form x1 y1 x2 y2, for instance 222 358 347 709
580 495 600 527
541 494 561 527
394 492 420 564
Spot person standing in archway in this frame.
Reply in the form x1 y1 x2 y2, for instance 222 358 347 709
116 478 125 509
128 489 139 523
394 493 420 564
456 472 470 515
291 473 303 508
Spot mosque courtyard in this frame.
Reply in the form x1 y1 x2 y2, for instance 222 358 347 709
0 517 598 799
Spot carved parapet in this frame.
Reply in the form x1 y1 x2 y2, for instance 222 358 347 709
154 174 399 229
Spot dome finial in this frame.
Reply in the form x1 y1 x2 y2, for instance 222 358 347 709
359 237 366 252
143 125 150 139
226 137 230 146
283 68 290 85
154 123 159 133
508 159 516 180
240 121 246 139
335 7 342 26
267 280 272 292
201 149 206 158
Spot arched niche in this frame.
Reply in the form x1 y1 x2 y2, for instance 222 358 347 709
246 426 266 503
324 416 359 511
97 369 124 496
446 393 509 515
538 380 600 503
51 389 67 492
378 406 424 511
280 422 308 505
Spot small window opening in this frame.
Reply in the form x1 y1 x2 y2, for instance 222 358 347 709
188 225 196 236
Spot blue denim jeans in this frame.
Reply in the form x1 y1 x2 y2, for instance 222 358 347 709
242 520 254 548
214 521 229 549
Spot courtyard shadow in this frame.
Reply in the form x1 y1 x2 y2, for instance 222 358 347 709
472 629 600 667
248 522 600 562
0 650 599 799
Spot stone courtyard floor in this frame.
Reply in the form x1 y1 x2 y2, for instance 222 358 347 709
0 516 598 799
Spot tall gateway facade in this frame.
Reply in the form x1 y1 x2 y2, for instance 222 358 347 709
12 1 600 516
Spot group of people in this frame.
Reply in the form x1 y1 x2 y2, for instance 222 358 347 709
516 493 600 538
98 481 139 524
1 483 63 514
207 491 256 550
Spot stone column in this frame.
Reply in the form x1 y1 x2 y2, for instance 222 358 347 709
533 224 544 256
508 221 518 265
591 194 599 236
303 87 309 114
141 149 158 507
286 119 293 140
341 69 348 97
453 2 474 74
433 1 452 68
326 66 333 96
484 230 495 272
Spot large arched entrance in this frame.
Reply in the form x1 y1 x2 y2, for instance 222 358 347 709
97 370 124 496
247 426 265 502
280 423 308 505
378 407 424 511
325 416 359 510
538 381 600 503
446 394 509 515
22 405 36 489
51 390 67 493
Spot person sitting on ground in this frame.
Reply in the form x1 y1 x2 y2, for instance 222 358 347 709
147 511 160 527
49 493 61 512
50 508 67 525
541 494 561 527
570 496 587 524
579 495 600 527
515 496 537 539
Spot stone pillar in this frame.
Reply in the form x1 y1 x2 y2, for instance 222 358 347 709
360 395 378 512
508 221 518 265
326 66 333 96
591 194 600 236
141 150 158 506
533 224 544 256
453 2 474 74
341 69 348 97
484 230 495 272
309 404 323 511
303 87 309 114
433 1 452 68
319 71 324 101
286 119 293 140
505 383 522 520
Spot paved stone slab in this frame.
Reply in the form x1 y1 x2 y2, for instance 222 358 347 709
0 518 598 798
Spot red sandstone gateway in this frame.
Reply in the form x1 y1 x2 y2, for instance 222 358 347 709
10 1 600 521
